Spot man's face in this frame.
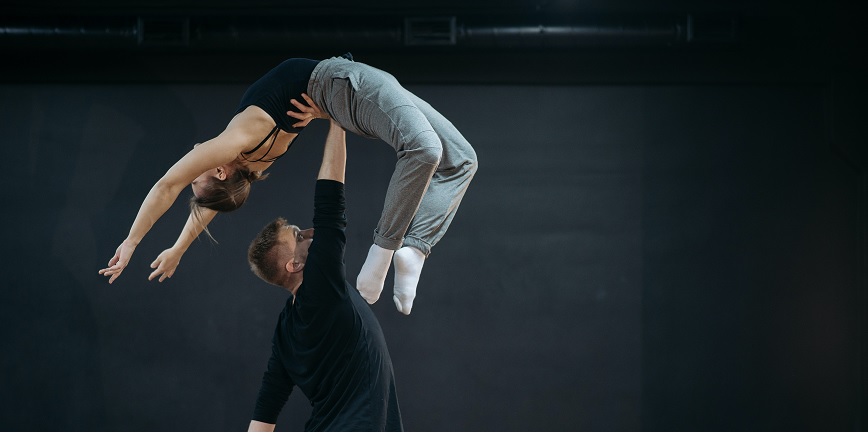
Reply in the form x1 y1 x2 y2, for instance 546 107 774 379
278 224 314 269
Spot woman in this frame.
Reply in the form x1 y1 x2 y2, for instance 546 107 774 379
99 53 478 315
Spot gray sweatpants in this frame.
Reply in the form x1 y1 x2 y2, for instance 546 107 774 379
308 56 477 256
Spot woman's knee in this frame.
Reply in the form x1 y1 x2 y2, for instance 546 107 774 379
408 131 443 166
466 146 478 174
452 141 478 176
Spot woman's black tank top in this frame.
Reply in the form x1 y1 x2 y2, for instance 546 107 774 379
234 58 320 134
234 53 353 162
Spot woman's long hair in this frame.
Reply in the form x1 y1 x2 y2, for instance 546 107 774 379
190 164 269 240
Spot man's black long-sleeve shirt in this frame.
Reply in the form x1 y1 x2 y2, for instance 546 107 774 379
252 180 403 432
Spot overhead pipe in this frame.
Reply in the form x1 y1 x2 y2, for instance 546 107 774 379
0 14 737 50
0 21 137 48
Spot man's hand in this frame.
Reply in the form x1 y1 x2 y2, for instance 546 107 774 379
248 420 275 432
287 93 329 128
148 247 184 282
98 239 138 284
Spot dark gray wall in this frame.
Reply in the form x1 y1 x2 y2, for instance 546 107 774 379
0 79 863 431
640 85 863 431
1 0 866 431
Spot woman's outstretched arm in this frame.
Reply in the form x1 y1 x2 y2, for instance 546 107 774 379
148 206 218 282
99 108 273 283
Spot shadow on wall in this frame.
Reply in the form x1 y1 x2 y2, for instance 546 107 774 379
2 238 105 430
0 81 198 430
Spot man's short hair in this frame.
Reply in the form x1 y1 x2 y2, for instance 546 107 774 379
248 217 289 286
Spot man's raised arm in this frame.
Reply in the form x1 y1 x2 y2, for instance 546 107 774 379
318 120 346 183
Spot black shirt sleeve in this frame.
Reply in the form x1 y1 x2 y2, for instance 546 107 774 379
252 324 295 424
299 180 348 303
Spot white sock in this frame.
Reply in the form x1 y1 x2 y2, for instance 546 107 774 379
356 244 394 304
392 246 425 315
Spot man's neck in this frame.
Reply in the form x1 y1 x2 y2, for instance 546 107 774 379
285 278 302 297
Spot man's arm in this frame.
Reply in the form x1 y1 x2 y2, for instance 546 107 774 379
285 92 345 182
298 119 349 304
249 343 294 430
318 119 346 183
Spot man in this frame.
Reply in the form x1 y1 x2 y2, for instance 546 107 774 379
245 118 402 431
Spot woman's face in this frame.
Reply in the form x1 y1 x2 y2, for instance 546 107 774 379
191 168 219 198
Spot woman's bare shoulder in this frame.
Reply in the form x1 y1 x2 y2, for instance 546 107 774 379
222 105 279 151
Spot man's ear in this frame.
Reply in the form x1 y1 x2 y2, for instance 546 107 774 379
285 260 305 274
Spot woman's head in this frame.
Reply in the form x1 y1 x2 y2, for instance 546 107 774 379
189 163 269 236
190 163 268 212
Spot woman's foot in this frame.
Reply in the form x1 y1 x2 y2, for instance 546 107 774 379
392 246 425 315
356 244 394 304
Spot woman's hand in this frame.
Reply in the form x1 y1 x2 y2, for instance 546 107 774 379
149 247 185 282
98 239 138 284
287 93 330 128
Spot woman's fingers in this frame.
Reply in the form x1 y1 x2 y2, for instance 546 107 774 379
148 264 174 282
100 266 124 283
145 249 181 282
149 260 165 281
101 241 137 283
149 269 164 281
98 262 123 275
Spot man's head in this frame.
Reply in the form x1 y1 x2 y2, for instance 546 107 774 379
248 217 314 291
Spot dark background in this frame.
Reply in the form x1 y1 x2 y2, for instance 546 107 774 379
0 0 865 431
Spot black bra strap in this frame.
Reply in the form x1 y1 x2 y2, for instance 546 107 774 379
241 125 294 163
242 125 280 157
258 136 294 163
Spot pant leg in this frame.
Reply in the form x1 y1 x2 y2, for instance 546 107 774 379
308 57 443 251
400 91 478 256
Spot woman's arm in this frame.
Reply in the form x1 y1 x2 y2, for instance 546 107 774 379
99 108 274 283
148 206 218 282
